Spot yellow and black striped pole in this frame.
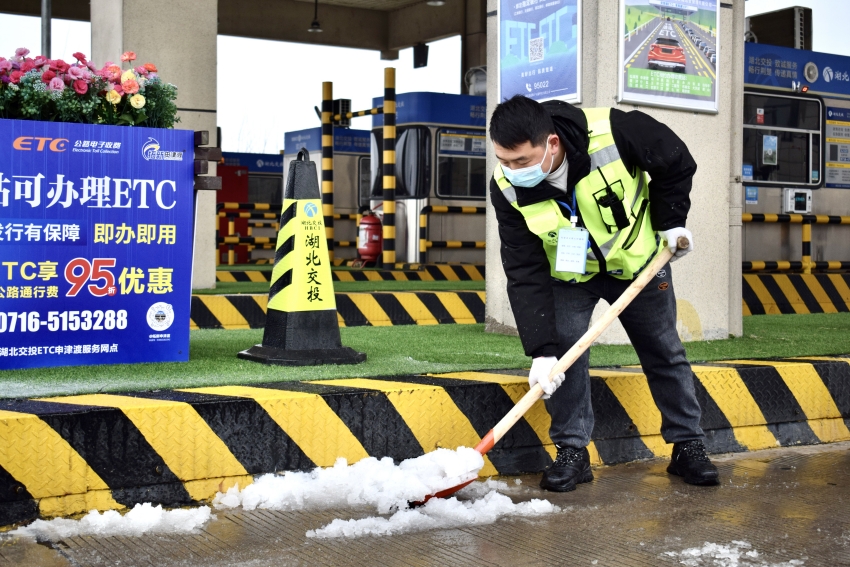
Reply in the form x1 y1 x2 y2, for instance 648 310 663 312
238 149 365 366
381 67 396 269
802 219 812 275
321 82 335 262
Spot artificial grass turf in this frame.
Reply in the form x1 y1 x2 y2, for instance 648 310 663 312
2 313 849 399
192 280 486 295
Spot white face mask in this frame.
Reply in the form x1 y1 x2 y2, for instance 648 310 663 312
502 136 555 188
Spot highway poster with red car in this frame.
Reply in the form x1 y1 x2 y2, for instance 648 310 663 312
499 0 581 103
619 0 719 112
0 119 194 370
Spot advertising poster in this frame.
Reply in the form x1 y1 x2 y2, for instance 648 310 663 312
762 135 778 166
499 0 581 103
619 0 719 112
826 107 850 189
0 119 194 370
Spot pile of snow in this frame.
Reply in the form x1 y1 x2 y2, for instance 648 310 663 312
664 541 806 566
215 447 485 514
11 503 212 541
215 447 559 538
307 489 556 538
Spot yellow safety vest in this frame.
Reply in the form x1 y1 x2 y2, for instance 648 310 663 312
494 107 661 282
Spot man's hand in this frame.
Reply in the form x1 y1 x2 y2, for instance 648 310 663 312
529 356 565 399
658 227 693 262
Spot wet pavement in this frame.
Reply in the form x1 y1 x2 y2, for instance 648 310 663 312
2 442 849 567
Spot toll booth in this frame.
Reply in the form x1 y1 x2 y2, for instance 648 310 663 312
283 127 371 260
369 92 487 264
218 152 285 264
742 42 850 267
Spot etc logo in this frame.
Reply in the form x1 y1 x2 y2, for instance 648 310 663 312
12 136 68 152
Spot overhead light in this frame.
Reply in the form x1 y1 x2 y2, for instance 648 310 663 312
308 0 322 32
427 0 445 5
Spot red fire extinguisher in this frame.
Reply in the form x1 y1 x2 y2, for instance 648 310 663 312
358 211 383 262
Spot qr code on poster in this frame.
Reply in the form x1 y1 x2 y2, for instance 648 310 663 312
529 37 544 63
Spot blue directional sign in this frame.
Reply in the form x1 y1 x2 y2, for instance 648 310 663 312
0 119 194 370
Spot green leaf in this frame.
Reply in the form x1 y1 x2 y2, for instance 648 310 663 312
134 112 147 125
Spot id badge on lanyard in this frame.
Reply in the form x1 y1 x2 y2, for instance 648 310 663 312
555 227 589 274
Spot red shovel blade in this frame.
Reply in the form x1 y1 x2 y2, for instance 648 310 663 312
409 430 496 507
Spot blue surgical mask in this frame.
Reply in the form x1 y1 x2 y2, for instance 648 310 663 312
502 137 555 188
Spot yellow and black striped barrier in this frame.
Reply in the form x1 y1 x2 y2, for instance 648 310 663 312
191 291 486 329
742 273 850 315
2 357 847 526
321 81 335 261
418 206 486 263
382 67 396 269
215 264 486 283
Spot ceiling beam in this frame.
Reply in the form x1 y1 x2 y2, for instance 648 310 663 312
219 0 389 51
0 0 88 21
387 0 464 51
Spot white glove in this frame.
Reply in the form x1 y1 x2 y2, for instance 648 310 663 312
529 356 565 400
658 227 694 262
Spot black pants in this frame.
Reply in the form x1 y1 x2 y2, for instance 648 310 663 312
545 263 704 449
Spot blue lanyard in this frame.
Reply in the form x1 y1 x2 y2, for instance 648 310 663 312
556 191 578 227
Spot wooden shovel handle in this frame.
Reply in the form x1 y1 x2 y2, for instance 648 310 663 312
477 236 688 452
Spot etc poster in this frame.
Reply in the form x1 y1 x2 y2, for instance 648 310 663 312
499 0 581 103
0 119 194 370
619 0 719 112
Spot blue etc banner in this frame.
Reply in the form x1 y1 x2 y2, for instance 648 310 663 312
499 0 581 103
0 119 194 370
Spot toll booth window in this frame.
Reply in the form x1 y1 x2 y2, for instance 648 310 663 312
742 92 822 186
369 127 431 200
248 174 283 204
358 157 371 209
436 129 487 200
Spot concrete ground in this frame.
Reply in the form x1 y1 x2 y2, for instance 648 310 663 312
2 442 848 567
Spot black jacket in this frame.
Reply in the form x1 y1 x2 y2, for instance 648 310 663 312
490 101 697 358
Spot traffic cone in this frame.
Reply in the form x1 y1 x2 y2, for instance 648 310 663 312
238 149 366 366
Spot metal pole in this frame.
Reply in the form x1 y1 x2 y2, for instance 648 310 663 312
321 82 335 262
802 220 812 274
41 0 51 57
382 68 396 269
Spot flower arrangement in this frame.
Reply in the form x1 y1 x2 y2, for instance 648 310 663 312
0 48 179 128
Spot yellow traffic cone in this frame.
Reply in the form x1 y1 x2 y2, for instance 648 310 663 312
238 149 366 365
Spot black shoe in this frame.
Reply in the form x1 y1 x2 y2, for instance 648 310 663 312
667 440 720 486
540 446 594 492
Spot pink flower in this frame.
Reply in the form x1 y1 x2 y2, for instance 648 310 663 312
41 70 56 83
105 64 122 81
120 51 136 62
143 63 157 73
112 82 124 95
86 61 96 72
15 47 29 58
20 60 35 73
54 59 69 73
0 60 11 73
48 77 65 91
33 55 48 67
72 52 87 63
67 66 84 79
73 79 88 95
121 78 139 94
9 70 22 83
134 65 148 76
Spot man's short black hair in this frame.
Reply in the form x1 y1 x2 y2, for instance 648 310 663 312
489 95 555 150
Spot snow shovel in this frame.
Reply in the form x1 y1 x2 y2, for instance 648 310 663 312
418 236 690 504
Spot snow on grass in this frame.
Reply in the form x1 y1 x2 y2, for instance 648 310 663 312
663 541 806 566
214 447 559 538
10 503 212 541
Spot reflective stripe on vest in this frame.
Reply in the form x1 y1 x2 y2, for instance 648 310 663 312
494 107 660 283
